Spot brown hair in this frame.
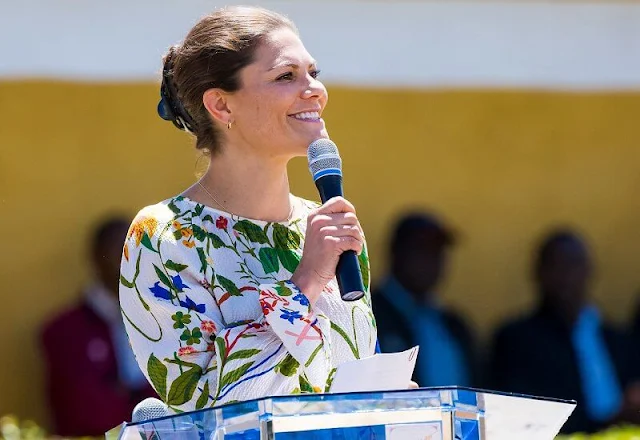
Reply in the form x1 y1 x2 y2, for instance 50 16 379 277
159 6 297 153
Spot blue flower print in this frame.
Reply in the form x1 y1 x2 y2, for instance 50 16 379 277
150 282 171 300
292 293 309 307
179 295 206 313
280 308 303 324
172 274 190 292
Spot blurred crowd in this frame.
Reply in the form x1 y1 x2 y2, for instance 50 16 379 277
39 211 640 436
374 211 640 435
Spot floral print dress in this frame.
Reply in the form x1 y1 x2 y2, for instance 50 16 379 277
119 195 376 412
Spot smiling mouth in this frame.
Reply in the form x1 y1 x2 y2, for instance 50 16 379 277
289 111 322 122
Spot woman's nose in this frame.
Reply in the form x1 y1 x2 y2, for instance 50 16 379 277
302 75 326 100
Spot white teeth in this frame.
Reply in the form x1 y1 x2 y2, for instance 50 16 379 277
292 111 320 120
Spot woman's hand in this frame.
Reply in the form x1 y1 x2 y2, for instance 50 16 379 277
291 197 364 304
408 381 419 389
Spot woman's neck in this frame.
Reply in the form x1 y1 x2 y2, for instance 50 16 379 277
187 148 293 222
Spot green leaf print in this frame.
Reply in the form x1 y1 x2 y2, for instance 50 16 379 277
154 265 174 291
226 349 261 362
180 328 203 345
147 354 168 400
192 225 207 241
171 311 191 329
220 362 254 389
258 247 279 274
275 354 299 377
305 343 323 368
141 232 156 252
168 201 181 214
208 233 225 249
272 223 301 250
299 375 314 393
277 249 300 273
274 282 293 297
120 275 134 289
197 247 208 272
330 321 359 358
135 249 143 279
195 380 210 410
233 220 269 244
217 275 240 296
215 337 227 362
173 229 183 241
358 245 370 289
325 368 337 392
167 366 202 406
194 204 205 216
165 260 188 273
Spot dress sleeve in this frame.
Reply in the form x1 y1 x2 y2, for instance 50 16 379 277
119 209 333 412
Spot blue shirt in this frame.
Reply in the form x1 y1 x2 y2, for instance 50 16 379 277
379 276 470 387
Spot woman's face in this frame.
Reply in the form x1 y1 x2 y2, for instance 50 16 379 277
225 27 329 158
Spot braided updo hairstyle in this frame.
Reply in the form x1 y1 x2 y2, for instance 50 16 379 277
157 6 297 154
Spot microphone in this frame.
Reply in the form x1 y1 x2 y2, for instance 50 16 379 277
307 138 365 302
132 397 170 423
131 398 172 440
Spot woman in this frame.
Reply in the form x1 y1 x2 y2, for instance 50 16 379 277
119 6 377 412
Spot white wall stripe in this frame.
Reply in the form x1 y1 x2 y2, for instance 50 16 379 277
2 1 640 89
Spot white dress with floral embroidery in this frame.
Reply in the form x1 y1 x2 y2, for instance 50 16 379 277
119 195 376 411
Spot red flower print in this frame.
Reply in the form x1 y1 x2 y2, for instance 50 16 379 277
216 216 228 229
178 346 196 357
260 298 275 316
260 289 290 306
200 320 217 334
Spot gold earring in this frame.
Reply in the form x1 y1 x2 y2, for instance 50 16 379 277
227 120 233 130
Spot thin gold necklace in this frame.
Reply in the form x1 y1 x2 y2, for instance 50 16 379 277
197 180 295 221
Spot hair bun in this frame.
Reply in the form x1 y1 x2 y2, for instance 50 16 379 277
157 46 196 133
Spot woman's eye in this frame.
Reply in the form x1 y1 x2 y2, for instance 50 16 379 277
310 69 321 79
276 72 293 81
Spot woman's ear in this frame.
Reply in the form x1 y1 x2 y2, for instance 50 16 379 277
203 89 232 126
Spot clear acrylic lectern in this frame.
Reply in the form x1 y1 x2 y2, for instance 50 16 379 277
107 387 575 440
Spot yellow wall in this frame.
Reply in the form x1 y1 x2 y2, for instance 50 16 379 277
1 81 640 427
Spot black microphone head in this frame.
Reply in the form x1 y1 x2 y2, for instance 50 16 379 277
132 397 170 423
308 138 342 182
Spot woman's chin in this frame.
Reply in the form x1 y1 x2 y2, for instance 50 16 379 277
280 131 331 158
303 129 330 145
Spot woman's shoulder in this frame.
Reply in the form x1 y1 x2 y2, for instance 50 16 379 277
121 196 224 275
125 196 199 251
128 197 185 234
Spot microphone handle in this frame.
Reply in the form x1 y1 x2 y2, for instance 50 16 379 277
315 175 365 301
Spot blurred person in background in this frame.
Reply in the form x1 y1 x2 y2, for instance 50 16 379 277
40 217 156 437
489 229 640 434
373 211 479 388
630 290 640 349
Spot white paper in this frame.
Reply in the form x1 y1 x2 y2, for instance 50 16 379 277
330 346 419 393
